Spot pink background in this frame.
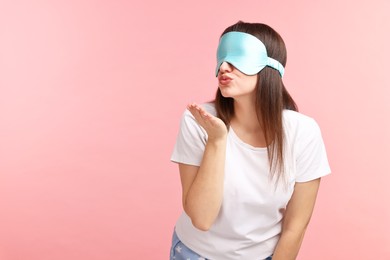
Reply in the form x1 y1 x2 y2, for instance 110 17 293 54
1 0 389 259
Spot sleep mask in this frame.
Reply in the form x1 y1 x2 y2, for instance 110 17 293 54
216 31 285 77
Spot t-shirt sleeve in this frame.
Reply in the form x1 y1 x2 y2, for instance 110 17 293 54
295 118 331 182
170 109 207 166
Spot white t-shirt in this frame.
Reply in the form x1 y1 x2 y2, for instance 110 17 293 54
171 103 331 260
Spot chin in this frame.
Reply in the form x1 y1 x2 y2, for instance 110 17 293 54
220 91 233 98
219 88 233 98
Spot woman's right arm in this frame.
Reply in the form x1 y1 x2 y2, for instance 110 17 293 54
179 103 227 231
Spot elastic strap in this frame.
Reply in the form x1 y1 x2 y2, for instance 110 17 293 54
266 57 285 77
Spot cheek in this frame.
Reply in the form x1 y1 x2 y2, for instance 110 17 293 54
251 74 258 82
246 76 258 90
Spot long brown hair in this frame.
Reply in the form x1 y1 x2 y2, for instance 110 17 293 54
215 21 298 183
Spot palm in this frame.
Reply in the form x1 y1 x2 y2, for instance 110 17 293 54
187 103 227 141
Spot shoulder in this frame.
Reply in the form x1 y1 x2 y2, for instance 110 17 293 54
201 102 217 116
283 110 322 146
283 109 320 132
283 110 331 181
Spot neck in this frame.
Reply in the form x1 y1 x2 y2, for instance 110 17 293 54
231 98 262 133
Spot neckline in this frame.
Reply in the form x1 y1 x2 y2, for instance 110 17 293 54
229 126 268 152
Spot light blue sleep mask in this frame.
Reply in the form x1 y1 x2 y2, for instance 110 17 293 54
216 31 285 77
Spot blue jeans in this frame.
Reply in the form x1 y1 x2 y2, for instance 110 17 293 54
170 230 272 260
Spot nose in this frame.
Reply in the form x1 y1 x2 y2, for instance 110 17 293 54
219 61 233 74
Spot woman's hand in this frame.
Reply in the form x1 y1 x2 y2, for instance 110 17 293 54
187 103 227 142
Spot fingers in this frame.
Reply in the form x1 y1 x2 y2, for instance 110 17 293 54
186 103 228 140
187 103 213 125
187 103 207 119
187 103 207 116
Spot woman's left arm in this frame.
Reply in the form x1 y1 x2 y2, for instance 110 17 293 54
272 178 321 260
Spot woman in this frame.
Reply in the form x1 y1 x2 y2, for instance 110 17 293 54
170 21 331 260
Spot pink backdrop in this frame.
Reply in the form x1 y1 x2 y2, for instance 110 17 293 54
1 0 389 259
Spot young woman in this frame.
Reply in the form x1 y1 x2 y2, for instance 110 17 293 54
170 21 331 260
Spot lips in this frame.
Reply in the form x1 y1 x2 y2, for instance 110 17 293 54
218 74 233 85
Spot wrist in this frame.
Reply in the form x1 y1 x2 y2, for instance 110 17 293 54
207 134 227 144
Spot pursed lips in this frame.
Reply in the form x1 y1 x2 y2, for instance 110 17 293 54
218 74 233 85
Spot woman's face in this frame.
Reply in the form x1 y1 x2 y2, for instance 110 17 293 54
217 62 258 100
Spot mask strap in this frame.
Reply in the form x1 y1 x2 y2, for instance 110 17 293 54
266 57 285 77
